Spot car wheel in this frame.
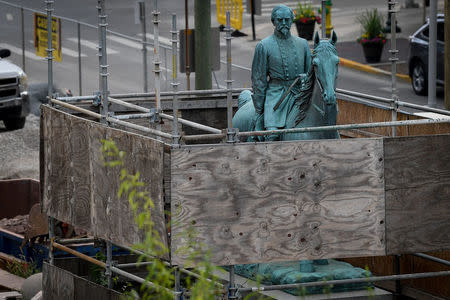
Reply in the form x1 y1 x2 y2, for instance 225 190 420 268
3 117 26 130
411 60 427 95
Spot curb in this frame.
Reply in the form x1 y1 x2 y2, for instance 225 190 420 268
339 57 411 83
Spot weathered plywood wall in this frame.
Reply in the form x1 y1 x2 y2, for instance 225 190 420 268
43 262 122 300
384 134 450 254
41 106 168 252
171 139 386 266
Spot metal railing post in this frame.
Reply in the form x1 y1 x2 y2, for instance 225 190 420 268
98 0 109 123
228 265 237 299
174 267 181 300
106 240 113 289
45 0 54 99
428 0 437 107
21 7 25 72
153 0 161 137
48 217 55 265
171 14 180 146
77 22 82 96
321 0 326 38
389 1 398 136
141 1 148 93
225 12 235 143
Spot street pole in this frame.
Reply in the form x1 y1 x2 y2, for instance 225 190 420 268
141 1 148 93
390 1 398 136
98 0 109 122
77 22 82 96
444 0 449 109
46 0 54 99
185 0 191 90
321 0 326 38
428 0 437 107
251 0 256 40
21 7 25 72
194 0 212 90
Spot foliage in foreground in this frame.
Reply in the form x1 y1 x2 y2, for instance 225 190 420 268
101 139 222 299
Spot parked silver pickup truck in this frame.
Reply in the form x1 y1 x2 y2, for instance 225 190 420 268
0 48 29 130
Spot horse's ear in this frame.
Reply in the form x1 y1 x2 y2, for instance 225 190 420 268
330 31 337 45
313 31 320 47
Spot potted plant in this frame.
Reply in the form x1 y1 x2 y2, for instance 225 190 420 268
294 2 321 40
356 8 387 63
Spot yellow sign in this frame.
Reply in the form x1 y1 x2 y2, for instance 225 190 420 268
34 13 62 62
216 0 243 30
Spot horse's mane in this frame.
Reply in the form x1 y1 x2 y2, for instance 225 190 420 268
292 40 336 126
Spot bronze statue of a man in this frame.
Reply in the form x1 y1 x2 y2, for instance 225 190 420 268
252 4 311 140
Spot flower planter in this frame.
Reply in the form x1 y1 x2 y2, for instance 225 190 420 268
294 20 316 40
361 42 384 63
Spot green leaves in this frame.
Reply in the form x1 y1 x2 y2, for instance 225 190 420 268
356 8 385 40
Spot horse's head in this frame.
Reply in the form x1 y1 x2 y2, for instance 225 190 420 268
312 31 338 105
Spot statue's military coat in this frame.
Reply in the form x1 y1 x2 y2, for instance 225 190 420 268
252 31 311 128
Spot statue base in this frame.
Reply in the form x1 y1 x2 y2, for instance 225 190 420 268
233 259 372 295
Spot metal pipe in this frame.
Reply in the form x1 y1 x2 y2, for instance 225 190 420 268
21 7 25 72
428 0 437 107
183 118 450 142
228 265 237 299
107 117 173 139
321 0 326 38
398 100 450 116
48 217 55 265
185 0 190 90
98 0 109 123
153 0 161 110
106 240 113 288
110 88 247 98
174 267 181 300
119 244 224 288
239 270 450 292
45 0 54 99
413 253 450 266
336 88 392 103
225 12 233 137
77 22 82 96
50 98 102 119
108 97 222 133
171 14 180 146
52 241 176 296
141 1 148 93
389 1 398 136
116 261 154 268
57 237 95 244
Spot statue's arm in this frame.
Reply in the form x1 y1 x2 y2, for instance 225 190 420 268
251 42 268 115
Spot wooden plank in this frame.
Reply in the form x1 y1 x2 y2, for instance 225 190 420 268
43 262 74 300
171 139 386 266
384 134 450 254
42 106 168 254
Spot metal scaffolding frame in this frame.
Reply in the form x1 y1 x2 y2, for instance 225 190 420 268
39 0 450 299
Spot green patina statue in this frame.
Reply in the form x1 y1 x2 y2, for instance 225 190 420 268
231 5 371 295
232 4 339 142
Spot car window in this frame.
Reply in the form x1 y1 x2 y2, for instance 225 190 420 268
437 22 444 42
421 22 445 42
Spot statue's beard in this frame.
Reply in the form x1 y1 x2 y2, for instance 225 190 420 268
276 25 290 37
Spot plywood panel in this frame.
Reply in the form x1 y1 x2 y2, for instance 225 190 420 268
41 106 168 254
171 139 386 266
385 135 450 254
43 262 75 300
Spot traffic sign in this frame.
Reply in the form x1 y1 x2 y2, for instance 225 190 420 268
34 13 62 62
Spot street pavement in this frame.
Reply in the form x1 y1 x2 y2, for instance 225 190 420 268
0 0 446 109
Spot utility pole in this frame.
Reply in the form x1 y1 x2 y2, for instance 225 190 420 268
445 0 450 109
194 0 212 90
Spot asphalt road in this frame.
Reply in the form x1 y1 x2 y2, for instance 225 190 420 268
0 0 445 110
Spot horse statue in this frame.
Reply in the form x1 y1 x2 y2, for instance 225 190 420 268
232 31 340 142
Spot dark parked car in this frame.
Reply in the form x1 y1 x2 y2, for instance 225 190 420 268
408 14 444 95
